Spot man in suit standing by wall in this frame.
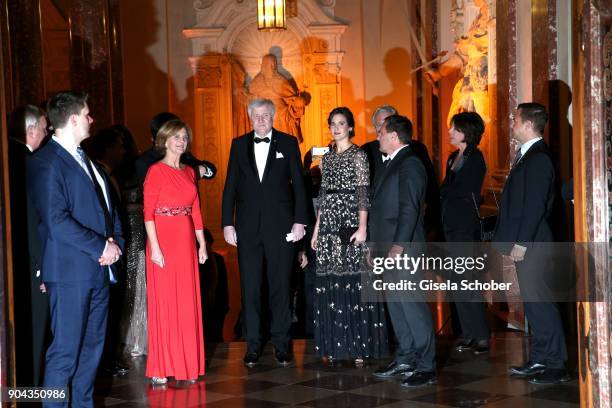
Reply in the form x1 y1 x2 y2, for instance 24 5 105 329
29 91 124 407
222 98 307 367
493 102 567 384
8 104 48 386
369 115 436 387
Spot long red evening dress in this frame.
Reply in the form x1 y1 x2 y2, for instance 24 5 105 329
144 162 205 380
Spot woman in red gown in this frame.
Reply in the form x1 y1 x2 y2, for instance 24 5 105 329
143 119 207 384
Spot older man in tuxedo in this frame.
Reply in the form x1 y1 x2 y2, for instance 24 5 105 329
369 114 436 387
493 102 567 384
222 98 307 367
8 105 48 386
29 91 123 407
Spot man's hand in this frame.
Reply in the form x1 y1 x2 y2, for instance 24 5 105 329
291 223 305 242
99 238 122 266
40 283 46 293
198 164 214 179
224 226 238 246
509 244 526 262
150 245 164 268
298 251 308 268
387 244 404 259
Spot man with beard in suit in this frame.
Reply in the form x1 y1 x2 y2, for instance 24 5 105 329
29 91 124 407
369 114 436 387
222 98 308 367
8 104 48 386
493 102 568 384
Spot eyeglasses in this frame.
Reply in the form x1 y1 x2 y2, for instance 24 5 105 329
253 113 272 122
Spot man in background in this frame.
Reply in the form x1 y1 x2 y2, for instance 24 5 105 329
362 105 441 239
493 102 568 384
8 104 48 386
135 111 216 186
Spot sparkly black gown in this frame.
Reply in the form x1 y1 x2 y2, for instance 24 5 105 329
313 144 388 360
118 182 148 356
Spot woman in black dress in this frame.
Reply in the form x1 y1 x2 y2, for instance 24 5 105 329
440 111 490 354
311 107 388 365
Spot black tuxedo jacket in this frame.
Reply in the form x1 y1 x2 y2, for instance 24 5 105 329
222 129 308 241
493 139 555 254
362 139 440 231
8 140 42 280
440 146 486 233
369 146 427 244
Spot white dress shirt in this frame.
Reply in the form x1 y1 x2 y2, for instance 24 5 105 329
388 144 409 161
518 136 543 162
254 130 272 181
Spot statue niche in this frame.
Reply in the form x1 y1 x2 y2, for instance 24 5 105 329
236 54 308 142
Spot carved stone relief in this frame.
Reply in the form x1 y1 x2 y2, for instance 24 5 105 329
197 66 222 88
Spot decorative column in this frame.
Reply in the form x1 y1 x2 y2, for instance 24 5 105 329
302 25 346 148
190 54 233 244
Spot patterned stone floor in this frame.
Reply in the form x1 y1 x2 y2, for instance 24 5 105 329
92 333 579 407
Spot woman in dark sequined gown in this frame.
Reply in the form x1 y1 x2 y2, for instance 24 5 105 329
114 125 148 357
310 107 388 365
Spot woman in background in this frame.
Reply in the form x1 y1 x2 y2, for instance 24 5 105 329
144 119 207 384
440 111 490 354
113 125 148 358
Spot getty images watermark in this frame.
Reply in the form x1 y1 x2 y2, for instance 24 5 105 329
358 242 608 303
370 252 513 292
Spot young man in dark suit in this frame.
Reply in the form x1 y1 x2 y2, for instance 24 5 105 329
222 98 308 367
493 102 568 384
369 115 436 387
29 91 124 407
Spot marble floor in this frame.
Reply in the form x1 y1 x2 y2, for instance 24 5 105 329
92 333 579 407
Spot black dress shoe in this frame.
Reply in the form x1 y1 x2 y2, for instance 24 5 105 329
456 339 476 352
509 361 547 377
372 361 415 379
274 350 292 366
401 371 437 387
528 368 570 384
473 340 489 355
243 352 259 367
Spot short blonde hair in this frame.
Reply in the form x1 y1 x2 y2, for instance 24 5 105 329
155 119 192 155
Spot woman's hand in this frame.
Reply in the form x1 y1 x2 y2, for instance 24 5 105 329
198 245 208 264
310 229 318 251
350 226 367 245
150 246 165 268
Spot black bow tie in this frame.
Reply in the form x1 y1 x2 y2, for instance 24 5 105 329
254 137 270 144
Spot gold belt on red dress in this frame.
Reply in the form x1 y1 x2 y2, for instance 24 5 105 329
154 206 192 216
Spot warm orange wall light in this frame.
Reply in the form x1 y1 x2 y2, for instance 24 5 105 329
257 0 286 31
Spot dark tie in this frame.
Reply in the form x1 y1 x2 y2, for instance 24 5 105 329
254 137 270 144
77 147 114 237
513 149 523 166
